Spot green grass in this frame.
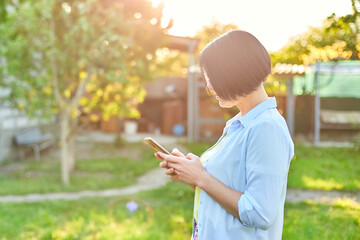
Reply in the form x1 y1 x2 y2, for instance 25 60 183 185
0 142 159 195
181 142 360 192
1 141 359 196
284 199 360 239
179 141 213 156
0 181 359 240
0 182 194 240
288 145 360 191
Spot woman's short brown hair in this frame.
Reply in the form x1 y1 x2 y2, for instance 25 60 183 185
199 30 271 101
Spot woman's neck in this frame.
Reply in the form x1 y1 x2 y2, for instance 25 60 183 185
235 84 269 117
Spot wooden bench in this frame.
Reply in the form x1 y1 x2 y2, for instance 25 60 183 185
14 128 55 161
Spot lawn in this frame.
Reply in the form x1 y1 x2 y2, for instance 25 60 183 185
0 141 359 239
0 181 359 240
288 145 360 191
0 182 194 240
1 141 359 196
182 141 360 192
0 142 159 195
284 199 360 240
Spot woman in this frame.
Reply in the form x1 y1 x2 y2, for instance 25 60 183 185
155 30 294 240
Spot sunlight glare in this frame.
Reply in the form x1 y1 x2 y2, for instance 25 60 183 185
302 175 344 191
134 12 142 19
149 0 353 51
150 18 158 25
151 0 163 8
61 2 71 13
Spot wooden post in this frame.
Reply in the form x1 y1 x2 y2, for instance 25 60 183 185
314 62 320 146
187 43 196 142
287 77 294 137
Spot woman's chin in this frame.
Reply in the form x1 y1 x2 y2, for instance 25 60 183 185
218 100 234 108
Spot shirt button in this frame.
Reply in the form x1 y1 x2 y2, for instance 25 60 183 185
200 201 203 205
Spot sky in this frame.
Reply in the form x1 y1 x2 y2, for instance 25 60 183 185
152 0 353 52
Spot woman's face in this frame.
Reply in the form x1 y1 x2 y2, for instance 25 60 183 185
205 78 237 108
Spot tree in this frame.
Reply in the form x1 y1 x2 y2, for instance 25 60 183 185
271 0 360 65
151 20 239 79
0 0 167 184
0 0 5 23
195 19 238 56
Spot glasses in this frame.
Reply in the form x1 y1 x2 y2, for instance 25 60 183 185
204 76 218 97
206 87 216 96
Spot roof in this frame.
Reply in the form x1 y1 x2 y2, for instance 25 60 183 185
272 63 307 78
163 35 199 52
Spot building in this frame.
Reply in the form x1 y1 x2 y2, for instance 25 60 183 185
292 60 360 143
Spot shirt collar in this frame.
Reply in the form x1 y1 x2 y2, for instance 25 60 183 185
225 97 277 129
238 97 277 128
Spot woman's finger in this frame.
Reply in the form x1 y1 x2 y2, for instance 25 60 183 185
154 152 164 161
157 152 183 163
165 161 178 170
186 153 198 160
169 174 180 181
159 161 168 168
165 168 176 175
171 148 185 158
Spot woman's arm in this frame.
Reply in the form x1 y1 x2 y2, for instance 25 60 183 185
236 121 292 230
157 152 242 219
158 144 290 230
157 120 292 229
197 167 242 219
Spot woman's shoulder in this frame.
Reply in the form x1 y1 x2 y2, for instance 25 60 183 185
247 109 292 141
245 110 295 161
248 108 282 128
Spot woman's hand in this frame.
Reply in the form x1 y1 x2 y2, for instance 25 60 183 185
155 148 184 180
157 152 207 187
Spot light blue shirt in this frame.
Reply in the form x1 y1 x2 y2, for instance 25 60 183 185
193 97 294 240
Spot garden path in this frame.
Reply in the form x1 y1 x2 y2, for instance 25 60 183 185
1 132 359 204
0 167 359 204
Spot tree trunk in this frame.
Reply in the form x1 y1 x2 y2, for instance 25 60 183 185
60 114 70 184
68 133 75 172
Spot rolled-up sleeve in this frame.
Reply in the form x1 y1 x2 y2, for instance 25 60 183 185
238 121 291 230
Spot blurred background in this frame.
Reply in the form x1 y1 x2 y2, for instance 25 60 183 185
0 0 359 239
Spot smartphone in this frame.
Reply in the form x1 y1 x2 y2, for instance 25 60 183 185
143 137 171 155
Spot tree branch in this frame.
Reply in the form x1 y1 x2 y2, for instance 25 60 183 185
68 73 89 116
67 114 92 141
49 16 62 107
63 70 90 134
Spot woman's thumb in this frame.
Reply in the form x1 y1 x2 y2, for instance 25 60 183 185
172 148 185 157
186 153 197 160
